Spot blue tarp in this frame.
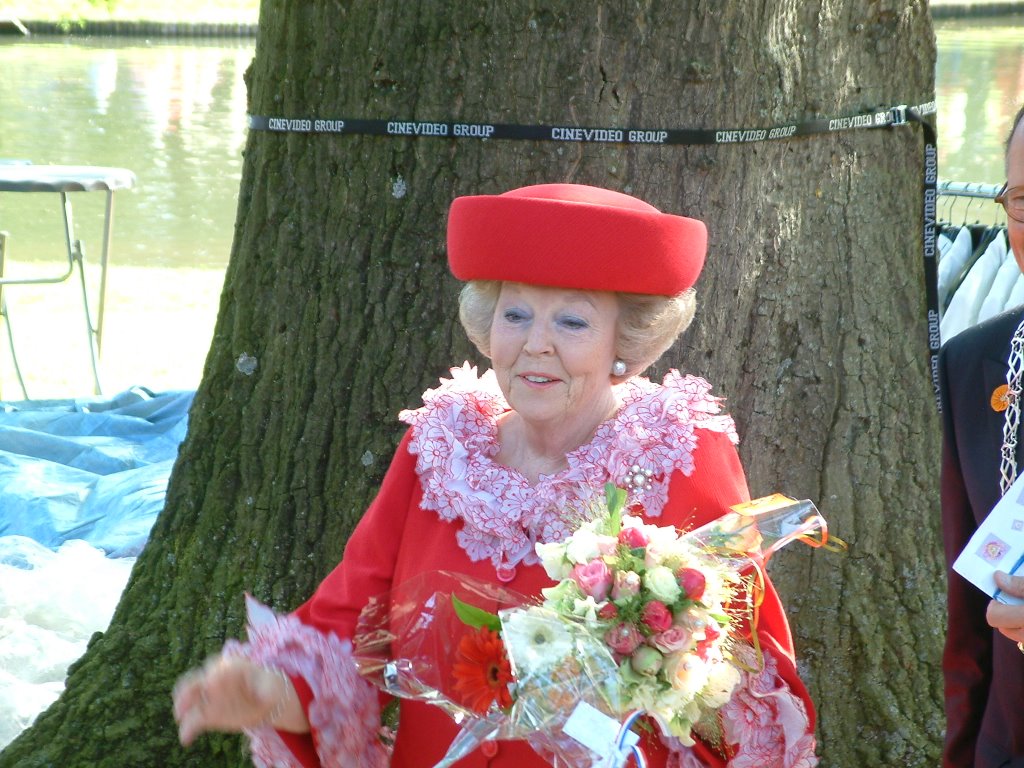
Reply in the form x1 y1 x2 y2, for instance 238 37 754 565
0 387 192 557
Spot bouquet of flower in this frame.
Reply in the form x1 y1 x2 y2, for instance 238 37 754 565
528 485 745 749
353 487 834 767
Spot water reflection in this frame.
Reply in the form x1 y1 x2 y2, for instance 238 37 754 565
936 15 1024 186
0 37 252 269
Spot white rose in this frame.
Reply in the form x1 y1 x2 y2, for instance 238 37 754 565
621 514 644 529
647 523 681 550
565 529 602 564
535 540 570 579
645 527 688 568
664 651 710 700
643 565 682 603
702 660 742 709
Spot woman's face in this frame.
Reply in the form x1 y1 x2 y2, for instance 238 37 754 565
490 283 619 430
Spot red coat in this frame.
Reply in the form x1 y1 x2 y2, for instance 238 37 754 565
239 371 816 767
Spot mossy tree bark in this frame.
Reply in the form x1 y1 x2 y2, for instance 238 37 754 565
0 2 939 766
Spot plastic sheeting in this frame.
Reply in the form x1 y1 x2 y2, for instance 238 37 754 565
0 386 192 557
0 537 136 747
0 387 192 747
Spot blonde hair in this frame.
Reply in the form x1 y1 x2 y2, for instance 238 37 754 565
457 280 696 377
614 289 696 378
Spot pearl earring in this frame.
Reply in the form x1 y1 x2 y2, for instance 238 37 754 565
612 360 627 376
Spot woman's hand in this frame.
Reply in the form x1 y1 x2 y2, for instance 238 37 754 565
987 571 1024 645
172 655 306 746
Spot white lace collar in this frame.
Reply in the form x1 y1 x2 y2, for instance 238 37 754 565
399 363 738 573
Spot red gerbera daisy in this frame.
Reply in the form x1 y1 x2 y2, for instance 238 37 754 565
452 626 514 713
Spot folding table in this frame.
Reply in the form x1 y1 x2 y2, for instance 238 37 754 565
0 164 136 397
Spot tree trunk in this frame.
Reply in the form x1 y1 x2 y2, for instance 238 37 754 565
0 2 939 766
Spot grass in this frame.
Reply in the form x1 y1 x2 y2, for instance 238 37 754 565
3 0 259 24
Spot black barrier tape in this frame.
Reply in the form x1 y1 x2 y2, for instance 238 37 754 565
249 100 940 411
249 101 935 144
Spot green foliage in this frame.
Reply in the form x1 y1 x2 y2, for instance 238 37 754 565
604 482 627 527
452 595 501 632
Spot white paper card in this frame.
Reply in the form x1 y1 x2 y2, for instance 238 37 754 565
562 701 638 768
953 471 1024 605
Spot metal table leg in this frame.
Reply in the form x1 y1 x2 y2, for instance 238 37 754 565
60 191 104 395
0 230 29 399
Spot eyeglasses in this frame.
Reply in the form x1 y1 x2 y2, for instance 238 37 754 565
995 182 1024 223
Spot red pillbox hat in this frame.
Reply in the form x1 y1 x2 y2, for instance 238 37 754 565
446 183 706 296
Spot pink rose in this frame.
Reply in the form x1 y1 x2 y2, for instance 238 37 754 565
649 626 693 654
571 560 613 602
611 570 641 601
598 602 619 620
677 568 706 602
618 526 649 549
605 622 643 655
641 600 673 633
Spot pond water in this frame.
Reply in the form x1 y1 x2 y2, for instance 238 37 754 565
0 19 1021 397
0 36 251 268
0 37 252 397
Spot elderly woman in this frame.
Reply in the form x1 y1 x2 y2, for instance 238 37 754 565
173 184 817 767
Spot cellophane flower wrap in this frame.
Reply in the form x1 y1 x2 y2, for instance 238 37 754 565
353 488 833 767
352 570 523 720
352 570 620 767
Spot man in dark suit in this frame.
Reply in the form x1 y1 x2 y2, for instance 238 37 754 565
941 104 1024 768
